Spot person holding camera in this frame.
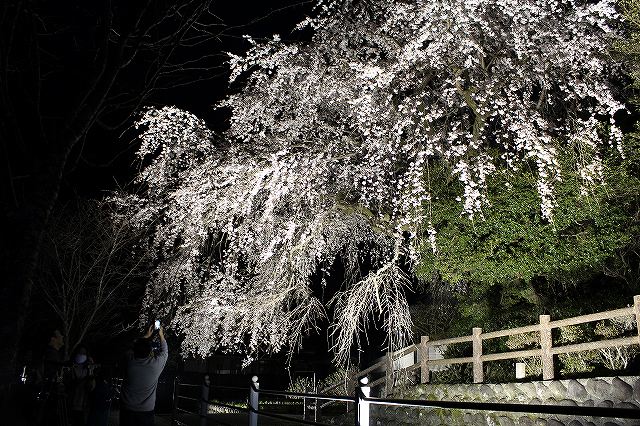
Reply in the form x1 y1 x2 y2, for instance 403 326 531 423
120 323 168 426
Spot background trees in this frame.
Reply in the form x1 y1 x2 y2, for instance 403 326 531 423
120 0 632 365
413 140 640 336
411 0 640 371
34 200 150 359
0 0 217 405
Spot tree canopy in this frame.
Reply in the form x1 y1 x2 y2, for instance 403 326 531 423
119 0 632 364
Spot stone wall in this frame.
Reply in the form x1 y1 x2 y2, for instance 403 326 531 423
371 376 640 426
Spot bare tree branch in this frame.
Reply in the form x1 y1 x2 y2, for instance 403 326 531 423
35 200 150 357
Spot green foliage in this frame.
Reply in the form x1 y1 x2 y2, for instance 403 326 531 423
409 279 459 338
318 367 358 392
484 360 519 383
430 344 473 384
545 317 637 376
407 2 640 383
430 365 472 384
287 367 357 394
412 2 640 342
413 133 640 339
594 315 640 370
557 325 600 375
287 376 316 394
418 147 638 288
505 332 543 377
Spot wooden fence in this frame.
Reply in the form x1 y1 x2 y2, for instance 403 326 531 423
327 295 640 397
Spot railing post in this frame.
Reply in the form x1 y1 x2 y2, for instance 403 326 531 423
472 327 483 383
633 296 640 345
248 376 259 426
355 377 370 426
385 351 393 397
540 314 554 380
303 383 307 421
200 375 210 426
314 382 319 423
171 375 180 426
317 384 323 419
420 336 429 384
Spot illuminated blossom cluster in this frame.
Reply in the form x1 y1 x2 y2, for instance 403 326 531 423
121 0 626 363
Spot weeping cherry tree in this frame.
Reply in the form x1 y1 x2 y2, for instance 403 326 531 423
116 0 627 365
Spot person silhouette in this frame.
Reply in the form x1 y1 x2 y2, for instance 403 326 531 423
120 324 168 426
68 346 94 426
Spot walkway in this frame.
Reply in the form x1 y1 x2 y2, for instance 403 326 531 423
174 412 312 425
108 409 172 426
109 409 310 425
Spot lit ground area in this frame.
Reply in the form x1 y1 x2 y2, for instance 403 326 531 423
108 408 315 425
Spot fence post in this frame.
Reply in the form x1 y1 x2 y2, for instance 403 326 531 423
472 327 483 383
303 383 307 421
200 375 210 426
420 336 429 384
540 314 554 380
314 382 319 423
248 376 259 426
385 351 393 397
634 296 640 345
355 377 370 426
317 384 323 419
172 375 180 426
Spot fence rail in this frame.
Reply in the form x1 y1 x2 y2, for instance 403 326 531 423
344 294 640 393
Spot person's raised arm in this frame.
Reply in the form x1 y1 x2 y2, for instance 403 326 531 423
158 326 168 360
158 325 165 342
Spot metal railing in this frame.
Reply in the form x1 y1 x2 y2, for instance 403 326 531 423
171 375 640 426
171 374 353 425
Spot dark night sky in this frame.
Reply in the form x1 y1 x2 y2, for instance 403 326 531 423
66 0 314 200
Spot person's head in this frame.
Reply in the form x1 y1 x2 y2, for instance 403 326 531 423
133 338 153 359
73 346 88 364
48 329 64 350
